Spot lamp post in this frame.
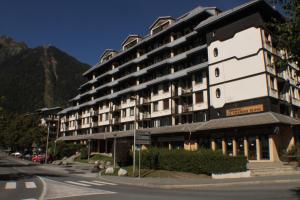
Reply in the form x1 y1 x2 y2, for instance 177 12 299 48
45 122 50 164
88 139 91 162
113 133 117 168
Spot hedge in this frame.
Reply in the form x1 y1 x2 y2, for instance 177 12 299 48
140 148 247 175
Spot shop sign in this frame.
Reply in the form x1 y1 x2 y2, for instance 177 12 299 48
226 104 264 116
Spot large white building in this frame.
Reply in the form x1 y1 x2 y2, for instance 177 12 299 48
58 0 300 162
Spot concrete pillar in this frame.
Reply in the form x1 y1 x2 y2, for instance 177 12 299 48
222 138 226 154
244 137 248 158
211 138 216 151
97 140 100 152
232 137 237 156
288 135 296 151
256 136 261 161
168 143 172 150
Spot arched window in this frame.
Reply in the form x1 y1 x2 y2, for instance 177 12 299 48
213 48 218 57
216 88 221 98
215 68 220 77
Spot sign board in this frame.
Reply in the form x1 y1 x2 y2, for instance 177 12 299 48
226 104 264 117
135 131 151 145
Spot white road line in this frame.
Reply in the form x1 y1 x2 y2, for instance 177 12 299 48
79 181 105 186
64 181 91 187
93 181 117 186
5 182 16 189
25 182 37 189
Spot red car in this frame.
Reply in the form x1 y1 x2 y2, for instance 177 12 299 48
32 155 45 163
32 154 52 163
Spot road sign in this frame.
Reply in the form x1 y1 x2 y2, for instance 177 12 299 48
135 131 151 145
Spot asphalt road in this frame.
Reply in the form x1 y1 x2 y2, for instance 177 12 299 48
1 153 300 200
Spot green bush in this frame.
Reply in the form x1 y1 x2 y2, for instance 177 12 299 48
140 148 247 175
80 147 88 159
51 141 82 159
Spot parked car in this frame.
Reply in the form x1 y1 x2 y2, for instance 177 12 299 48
11 152 22 158
32 154 53 163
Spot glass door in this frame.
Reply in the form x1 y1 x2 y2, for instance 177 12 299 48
248 136 257 160
261 135 270 160
237 137 244 156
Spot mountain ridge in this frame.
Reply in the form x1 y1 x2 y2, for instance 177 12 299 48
0 36 90 113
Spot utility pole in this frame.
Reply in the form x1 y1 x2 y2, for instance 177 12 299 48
131 96 137 177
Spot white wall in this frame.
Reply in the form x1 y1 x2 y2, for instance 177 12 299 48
210 74 268 108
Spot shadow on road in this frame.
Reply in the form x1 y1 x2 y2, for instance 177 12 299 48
291 187 300 200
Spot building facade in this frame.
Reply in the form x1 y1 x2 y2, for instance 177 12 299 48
58 0 300 162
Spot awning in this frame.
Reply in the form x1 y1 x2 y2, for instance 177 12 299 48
56 112 300 141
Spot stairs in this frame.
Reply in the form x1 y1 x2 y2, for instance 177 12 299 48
248 162 300 176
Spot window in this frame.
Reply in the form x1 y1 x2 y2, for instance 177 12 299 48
99 114 103 122
270 76 275 89
213 48 218 57
105 113 109 121
195 72 203 84
122 109 127 117
153 85 159 95
130 107 134 116
216 88 221 98
215 68 220 77
163 99 169 110
163 83 169 93
195 91 204 103
153 101 159 112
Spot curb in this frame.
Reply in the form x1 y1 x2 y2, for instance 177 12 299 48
97 176 300 189
38 176 47 200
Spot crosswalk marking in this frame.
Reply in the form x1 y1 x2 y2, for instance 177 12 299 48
64 181 90 187
93 180 117 186
78 181 104 186
25 182 37 189
5 182 16 189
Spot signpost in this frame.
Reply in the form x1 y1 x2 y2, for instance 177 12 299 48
134 131 151 178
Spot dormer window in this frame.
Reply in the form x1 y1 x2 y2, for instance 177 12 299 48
122 35 142 50
99 49 117 63
149 16 175 35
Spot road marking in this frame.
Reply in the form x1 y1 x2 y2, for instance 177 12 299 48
5 182 16 189
79 181 104 186
64 181 91 187
25 182 37 189
93 181 117 186
21 198 37 200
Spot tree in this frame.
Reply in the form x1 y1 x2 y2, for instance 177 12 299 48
268 0 300 64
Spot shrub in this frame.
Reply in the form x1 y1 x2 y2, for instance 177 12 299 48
80 147 88 159
51 141 82 159
140 148 247 175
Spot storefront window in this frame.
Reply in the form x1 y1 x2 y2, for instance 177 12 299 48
215 138 222 150
199 138 210 149
248 136 257 160
261 135 270 160
237 137 244 156
227 138 233 156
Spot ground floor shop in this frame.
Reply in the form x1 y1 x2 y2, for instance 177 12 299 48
58 112 300 162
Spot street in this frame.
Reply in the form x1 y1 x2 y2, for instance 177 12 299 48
1 153 300 200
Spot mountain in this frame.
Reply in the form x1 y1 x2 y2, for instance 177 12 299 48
0 36 90 113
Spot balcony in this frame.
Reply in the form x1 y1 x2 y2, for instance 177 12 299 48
75 114 82 120
182 105 193 113
269 88 278 99
111 105 121 112
292 98 300 107
266 63 276 75
181 88 193 95
139 112 151 120
90 110 99 117
111 117 120 124
138 97 151 106
277 71 287 80
279 93 288 102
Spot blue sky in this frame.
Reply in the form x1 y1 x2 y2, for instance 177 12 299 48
0 0 251 66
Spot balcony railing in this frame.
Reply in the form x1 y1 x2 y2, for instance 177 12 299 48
279 93 288 102
292 98 300 107
182 88 193 95
269 88 278 98
141 112 151 120
182 105 193 113
266 63 276 74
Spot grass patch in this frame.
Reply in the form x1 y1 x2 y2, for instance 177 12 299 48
75 154 113 164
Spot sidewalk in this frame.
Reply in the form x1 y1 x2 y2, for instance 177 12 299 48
98 174 300 189
39 163 300 189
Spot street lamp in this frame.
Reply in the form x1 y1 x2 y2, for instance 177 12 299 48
45 122 50 164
